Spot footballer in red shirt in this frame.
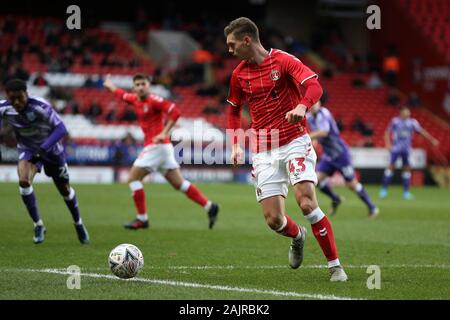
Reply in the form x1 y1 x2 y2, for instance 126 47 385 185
225 17 347 281
104 74 219 230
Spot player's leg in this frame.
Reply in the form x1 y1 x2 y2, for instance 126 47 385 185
293 181 347 281
339 162 378 217
17 159 45 244
345 177 379 218
317 169 342 216
49 163 89 244
259 194 306 269
380 151 397 198
125 165 150 229
164 168 219 229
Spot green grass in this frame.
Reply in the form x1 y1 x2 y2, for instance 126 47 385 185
0 182 449 300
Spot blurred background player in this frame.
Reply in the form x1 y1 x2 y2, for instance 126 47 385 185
380 106 439 199
0 79 89 244
307 101 379 218
225 17 347 282
103 74 219 229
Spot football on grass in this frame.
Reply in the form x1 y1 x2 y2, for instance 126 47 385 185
108 244 144 279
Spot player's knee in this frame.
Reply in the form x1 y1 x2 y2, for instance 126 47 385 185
265 214 284 230
19 179 31 188
59 185 71 197
299 196 315 215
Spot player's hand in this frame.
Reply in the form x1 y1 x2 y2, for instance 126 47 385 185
153 132 168 144
230 145 244 167
431 138 439 147
286 104 307 124
103 74 117 92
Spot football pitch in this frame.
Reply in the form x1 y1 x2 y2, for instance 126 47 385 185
0 182 449 300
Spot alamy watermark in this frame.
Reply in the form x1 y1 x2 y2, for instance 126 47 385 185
366 5 381 30
66 265 81 289
66 5 81 30
366 265 381 289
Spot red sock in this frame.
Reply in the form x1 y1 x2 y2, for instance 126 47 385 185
277 214 301 238
132 188 147 216
309 212 338 262
185 184 209 207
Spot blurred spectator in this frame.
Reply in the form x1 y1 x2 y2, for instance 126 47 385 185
120 107 137 122
2 16 17 33
83 76 96 88
202 100 222 115
66 101 80 115
105 104 118 122
33 73 48 87
351 116 373 136
335 114 345 132
383 46 400 88
4 64 29 82
87 100 103 119
406 92 421 108
387 90 401 106
367 71 383 89
82 51 93 66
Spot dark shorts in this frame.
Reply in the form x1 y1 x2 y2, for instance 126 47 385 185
390 150 410 167
18 149 70 183
316 152 355 182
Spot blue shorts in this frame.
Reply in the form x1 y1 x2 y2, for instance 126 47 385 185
18 149 69 183
390 150 410 167
316 152 355 182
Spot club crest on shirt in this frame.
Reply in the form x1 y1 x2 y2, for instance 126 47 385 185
25 112 36 121
143 104 149 113
270 70 281 81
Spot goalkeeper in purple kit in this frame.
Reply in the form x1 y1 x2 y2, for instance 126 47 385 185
0 79 89 244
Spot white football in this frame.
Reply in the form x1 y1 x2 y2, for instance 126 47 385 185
108 244 144 279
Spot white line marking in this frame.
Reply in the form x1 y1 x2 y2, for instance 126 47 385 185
104 264 450 270
15 268 360 300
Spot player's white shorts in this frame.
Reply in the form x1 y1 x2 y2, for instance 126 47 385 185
252 135 318 202
133 143 180 174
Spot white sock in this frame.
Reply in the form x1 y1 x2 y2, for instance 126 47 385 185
75 218 83 225
33 219 44 227
328 258 341 268
137 214 148 222
203 201 212 212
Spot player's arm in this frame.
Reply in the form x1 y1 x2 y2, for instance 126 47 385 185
418 128 439 147
282 53 323 124
153 99 181 143
35 107 69 158
227 71 245 166
384 121 392 149
103 74 137 103
309 130 328 140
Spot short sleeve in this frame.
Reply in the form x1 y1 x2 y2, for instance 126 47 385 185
282 52 318 86
412 119 422 132
316 113 331 133
227 71 244 107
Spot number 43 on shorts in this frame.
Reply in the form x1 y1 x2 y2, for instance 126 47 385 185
288 157 306 174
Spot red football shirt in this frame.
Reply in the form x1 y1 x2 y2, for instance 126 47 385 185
227 49 318 151
114 89 180 146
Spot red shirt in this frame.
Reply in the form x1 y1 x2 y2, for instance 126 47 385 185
114 89 180 146
227 49 320 151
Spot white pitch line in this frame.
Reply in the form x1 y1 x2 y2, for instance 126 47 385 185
43 264 450 271
79 264 449 270
21 268 360 300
